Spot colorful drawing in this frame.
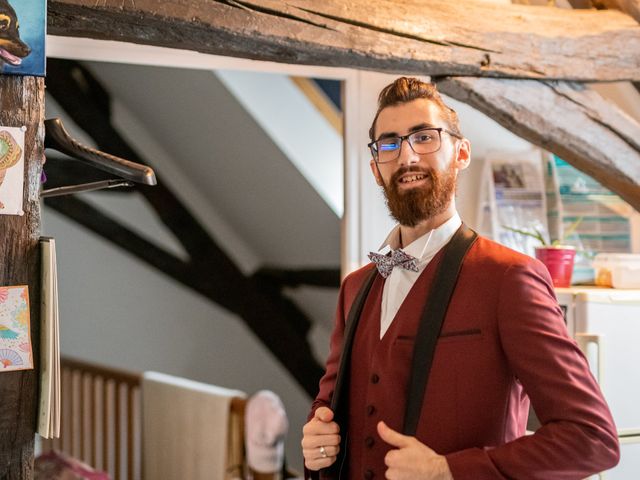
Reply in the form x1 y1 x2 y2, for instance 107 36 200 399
0 0 46 77
0 126 25 215
0 285 32 372
0 325 18 339
0 348 23 368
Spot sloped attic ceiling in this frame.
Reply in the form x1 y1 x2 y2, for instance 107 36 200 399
83 61 341 269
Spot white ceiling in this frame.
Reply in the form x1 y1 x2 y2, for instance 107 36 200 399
78 61 342 270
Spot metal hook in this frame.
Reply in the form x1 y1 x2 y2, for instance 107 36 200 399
41 118 156 197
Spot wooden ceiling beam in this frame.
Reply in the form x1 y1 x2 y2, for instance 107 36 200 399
436 77 640 211
48 0 640 82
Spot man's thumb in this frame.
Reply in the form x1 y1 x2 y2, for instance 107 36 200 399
314 406 334 423
377 421 412 448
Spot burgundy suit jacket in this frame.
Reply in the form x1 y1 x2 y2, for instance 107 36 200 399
308 235 619 480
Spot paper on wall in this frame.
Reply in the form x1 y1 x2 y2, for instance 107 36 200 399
0 285 33 372
0 126 26 216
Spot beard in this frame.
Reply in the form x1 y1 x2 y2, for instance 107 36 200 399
381 164 457 227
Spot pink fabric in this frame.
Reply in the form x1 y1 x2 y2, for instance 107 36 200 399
245 390 288 473
35 450 110 480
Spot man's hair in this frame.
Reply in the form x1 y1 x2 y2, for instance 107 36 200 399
369 77 462 141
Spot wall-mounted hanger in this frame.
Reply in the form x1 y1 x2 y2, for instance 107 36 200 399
41 118 157 198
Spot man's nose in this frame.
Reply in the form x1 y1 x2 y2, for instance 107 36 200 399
397 139 420 166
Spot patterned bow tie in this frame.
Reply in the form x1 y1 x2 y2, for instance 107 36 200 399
368 249 419 278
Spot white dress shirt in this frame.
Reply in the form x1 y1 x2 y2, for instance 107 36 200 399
377 213 462 339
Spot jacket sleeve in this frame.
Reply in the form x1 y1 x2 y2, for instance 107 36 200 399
309 273 350 419
304 271 355 480
445 260 620 480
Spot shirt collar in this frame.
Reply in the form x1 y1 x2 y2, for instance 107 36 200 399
378 213 462 262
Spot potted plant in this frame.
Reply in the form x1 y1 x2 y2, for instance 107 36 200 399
503 217 583 288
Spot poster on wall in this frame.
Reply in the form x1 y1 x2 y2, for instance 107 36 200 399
0 285 33 373
0 125 25 215
0 0 46 77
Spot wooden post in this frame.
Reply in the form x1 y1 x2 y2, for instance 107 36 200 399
0 75 45 479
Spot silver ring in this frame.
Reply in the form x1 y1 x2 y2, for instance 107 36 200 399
319 445 328 458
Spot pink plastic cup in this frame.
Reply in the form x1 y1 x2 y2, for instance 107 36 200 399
535 247 576 288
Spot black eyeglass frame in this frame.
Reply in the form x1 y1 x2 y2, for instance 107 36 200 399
368 127 463 164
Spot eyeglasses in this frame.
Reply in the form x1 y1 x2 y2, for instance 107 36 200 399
368 127 463 164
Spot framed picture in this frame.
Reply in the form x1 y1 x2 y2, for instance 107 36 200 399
0 125 25 215
0 285 33 373
0 0 46 77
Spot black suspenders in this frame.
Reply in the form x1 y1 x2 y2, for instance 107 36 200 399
402 224 477 435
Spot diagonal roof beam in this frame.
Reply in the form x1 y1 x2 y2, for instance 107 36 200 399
436 77 640 212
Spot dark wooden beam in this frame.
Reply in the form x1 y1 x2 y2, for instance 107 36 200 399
436 77 640 212
0 77 44 479
45 59 326 396
47 0 640 81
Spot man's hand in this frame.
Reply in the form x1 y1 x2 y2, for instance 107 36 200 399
377 421 453 480
302 407 341 471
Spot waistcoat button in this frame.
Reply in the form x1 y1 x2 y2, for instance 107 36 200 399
371 373 380 384
365 436 375 448
366 404 376 416
364 469 374 479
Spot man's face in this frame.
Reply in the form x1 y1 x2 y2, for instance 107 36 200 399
370 98 470 227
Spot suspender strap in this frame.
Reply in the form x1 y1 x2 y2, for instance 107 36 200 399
330 266 378 414
402 224 478 436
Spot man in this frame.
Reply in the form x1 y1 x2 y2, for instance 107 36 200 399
302 77 619 480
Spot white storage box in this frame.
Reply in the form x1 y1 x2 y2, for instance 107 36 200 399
593 253 640 288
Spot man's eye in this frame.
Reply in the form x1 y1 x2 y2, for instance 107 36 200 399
379 140 399 151
413 134 433 143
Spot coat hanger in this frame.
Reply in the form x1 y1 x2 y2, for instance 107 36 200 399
41 117 157 198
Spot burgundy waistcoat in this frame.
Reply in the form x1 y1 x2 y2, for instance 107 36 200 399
346 252 444 480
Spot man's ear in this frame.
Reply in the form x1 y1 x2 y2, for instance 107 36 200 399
454 138 471 171
370 160 384 186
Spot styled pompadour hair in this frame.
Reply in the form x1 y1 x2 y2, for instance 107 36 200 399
369 77 462 141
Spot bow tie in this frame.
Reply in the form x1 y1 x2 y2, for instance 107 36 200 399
368 249 419 278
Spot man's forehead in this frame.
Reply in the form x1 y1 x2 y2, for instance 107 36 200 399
374 99 444 137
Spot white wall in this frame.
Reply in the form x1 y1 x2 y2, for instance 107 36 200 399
42 204 315 471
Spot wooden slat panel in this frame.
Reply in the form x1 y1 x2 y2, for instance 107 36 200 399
62 368 71 453
71 370 80 458
115 382 121 480
51 359 143 479
90 374 97 469
127 386 135 480
103 378 111 476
